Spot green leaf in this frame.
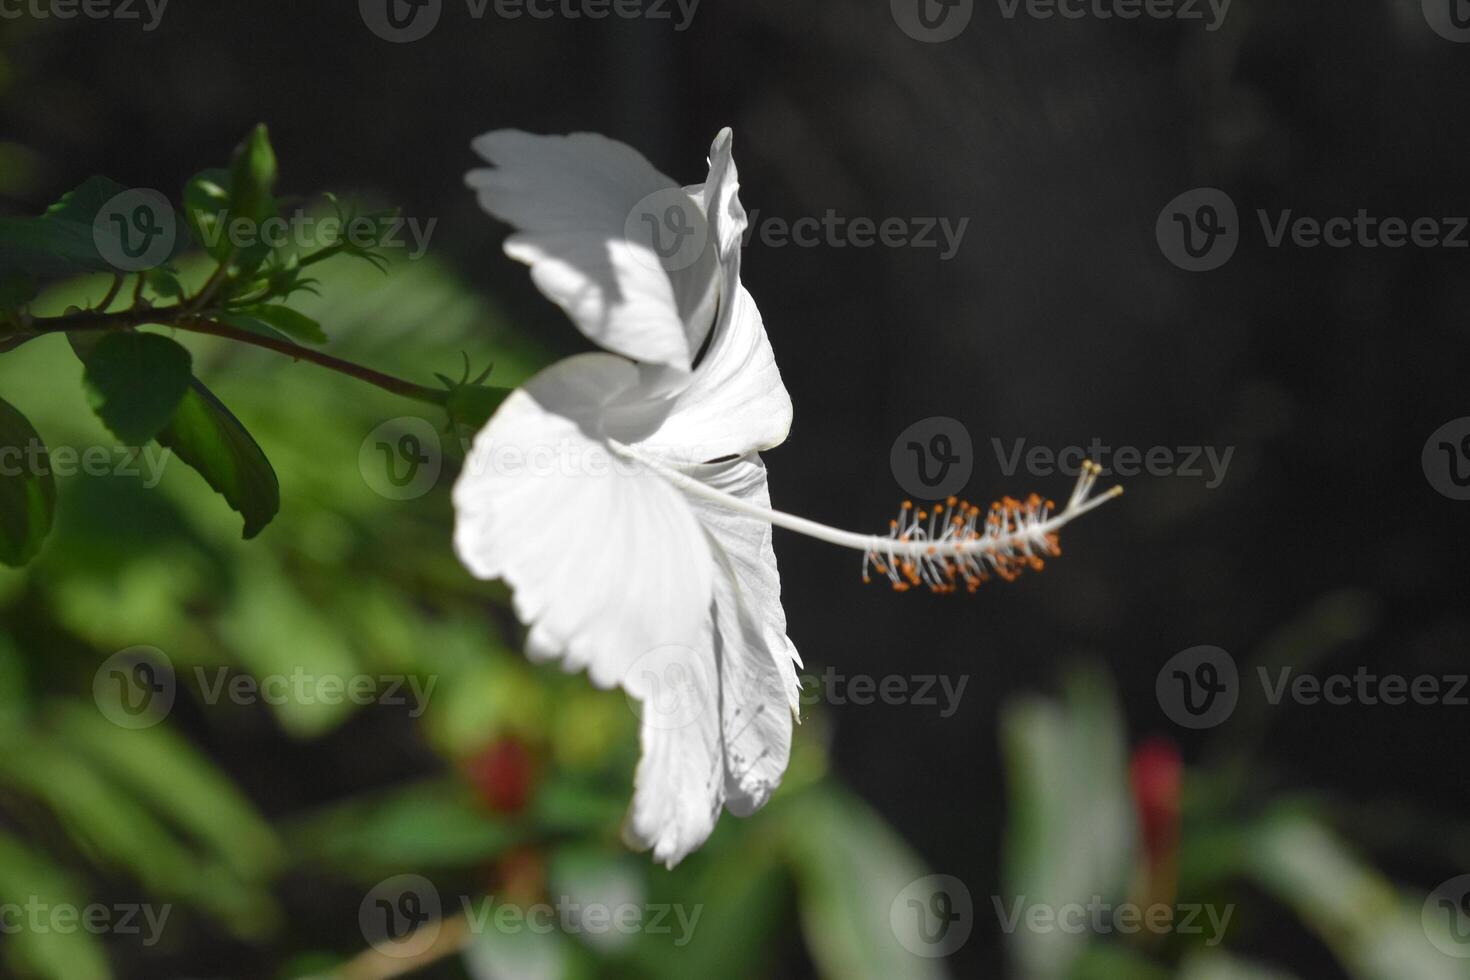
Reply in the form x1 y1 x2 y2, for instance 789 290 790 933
782 787 947 980
0 270 37 312
156 379 280 538
0 397 56 567
81 331 194 444
463 927 586 980
528 776 626 836
0 175 128 278
0 731 279 940
1072 944 1174 980
262 253 320 301
1176 952 1300 980
0 830 112 980
181 169 233 261
44 175 130 225
50 702 286 881
0 635 28 724
182 168 274 280
229 124 278 223
215 550 362 736
1000 666 1134 980
446 384 511 435
287 778 522 875
1245 810 1462 980
143 268 184 299
630 826 787 978
18 177 180 277
231 303 325 344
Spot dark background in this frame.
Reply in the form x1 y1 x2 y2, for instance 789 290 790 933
5 0 1470 975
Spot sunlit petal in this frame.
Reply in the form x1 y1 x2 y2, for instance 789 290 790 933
682 455 802 814
453 353 715 691
467 130 718 370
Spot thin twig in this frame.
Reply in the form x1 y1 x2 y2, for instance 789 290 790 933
335 912 472 980
96 273 126 312
177 316 449 404
29 307 452 407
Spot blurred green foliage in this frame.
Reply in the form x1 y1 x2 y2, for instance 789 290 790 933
0 246 944 979
1001 651 1470 980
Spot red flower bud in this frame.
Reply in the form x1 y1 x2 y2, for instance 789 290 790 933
465 737 536 815
1129 736 1182 872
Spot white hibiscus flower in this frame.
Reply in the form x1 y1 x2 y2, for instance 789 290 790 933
454 128 1120 867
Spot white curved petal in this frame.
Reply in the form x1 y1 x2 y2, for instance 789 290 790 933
639 282 793 461
624 643 724 867
452 353 714 691
682 455 802 816
701 128 747 270
623 453 800 864
637 132 792 459
680 128 743 271
467 130 717 371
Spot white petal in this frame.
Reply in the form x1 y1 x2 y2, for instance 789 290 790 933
622 450 802 863
452 353 714 691
467 130 717 371
682 455 803 816
639 282 793 461
702 128 748 269
680 128 744 273
623 638 725 867
636 133 792 459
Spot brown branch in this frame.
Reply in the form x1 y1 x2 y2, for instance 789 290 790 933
29 307 451 407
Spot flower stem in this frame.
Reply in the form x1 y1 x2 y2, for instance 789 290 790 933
176 316 449 405
28 306 451 407
97 273 126 312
